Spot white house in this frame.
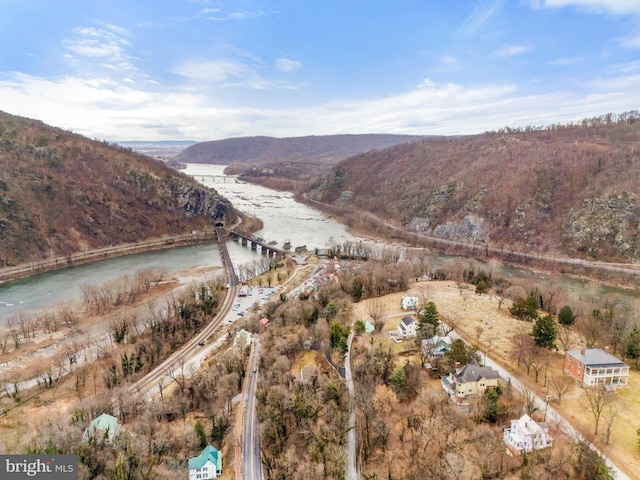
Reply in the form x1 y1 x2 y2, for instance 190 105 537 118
503 414 553 455
398 315 418 338
401 295 418 311
188 444 222 479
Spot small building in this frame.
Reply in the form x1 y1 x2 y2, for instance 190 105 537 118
83 413 119 443
234 329 252 349
441 360 500 405
363 320 375 334
188 444 222 480
401 295 418 311
398 315 418 338
421 335 452 359
503 414 553 455
563 348 629 387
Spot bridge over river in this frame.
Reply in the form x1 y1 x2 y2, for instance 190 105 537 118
229 230 286 257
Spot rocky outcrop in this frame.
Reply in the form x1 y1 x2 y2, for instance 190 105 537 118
433 214 488 243
177 185 232 221
564 193 640 260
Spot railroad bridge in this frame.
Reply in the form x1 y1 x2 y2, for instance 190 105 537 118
229 230 285 257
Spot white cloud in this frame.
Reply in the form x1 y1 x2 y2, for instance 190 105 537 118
441 55 458 65
172 59 255 84
2 69 639 142
606 59 640 74
275 58 301 73
620 32 640 49
496 44 534 57
171 56 299 90
535 0 640 16
63 24 134 72
549 56 585 65
457 0 504 36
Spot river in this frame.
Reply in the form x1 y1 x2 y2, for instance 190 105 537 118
0 164 359 322
2 163 637 323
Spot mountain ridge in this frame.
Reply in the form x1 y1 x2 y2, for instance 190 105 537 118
171 133 428 167
0 111 240 267
305 113 640 262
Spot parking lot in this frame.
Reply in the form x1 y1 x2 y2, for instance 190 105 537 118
225 285 280 325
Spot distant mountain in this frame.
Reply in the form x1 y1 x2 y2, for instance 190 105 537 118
117 140 197 160
306 113 640 262
171 134 428 167
0 112 239 267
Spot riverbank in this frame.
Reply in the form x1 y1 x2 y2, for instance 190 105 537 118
0 230 217 285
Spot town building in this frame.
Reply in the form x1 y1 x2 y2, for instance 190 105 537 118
441 360 500 405
503 414 553 455
563 348 629 387
401 295 418 310
188 445 222 480
397 315 418 338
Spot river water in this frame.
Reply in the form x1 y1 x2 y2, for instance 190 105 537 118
2 163 637 323
0 164 359 321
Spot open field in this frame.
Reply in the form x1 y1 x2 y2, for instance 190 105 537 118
352 280 640 480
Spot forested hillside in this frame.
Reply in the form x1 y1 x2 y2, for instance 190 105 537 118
0 111 239 266
171 134 426 167
307 112 640 262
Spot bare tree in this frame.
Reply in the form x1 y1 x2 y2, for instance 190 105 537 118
530 347 549 384
368 299 385 333
511 324 534 368
602 395 623 446
548 374 575 402
522 387 539 416
577 309 605 349
167 359 187 395
582 386 615 435
58 306 78 328
0 334 8 355
7 318 21 350
556 325 578 353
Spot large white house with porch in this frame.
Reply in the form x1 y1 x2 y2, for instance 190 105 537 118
503 414 553 455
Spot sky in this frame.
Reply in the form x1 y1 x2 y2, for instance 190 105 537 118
0 0 639 141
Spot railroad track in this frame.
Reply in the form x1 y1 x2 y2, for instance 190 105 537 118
128 283 239 399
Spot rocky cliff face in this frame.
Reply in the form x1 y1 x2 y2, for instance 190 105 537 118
177 184 232 221
564 193 640 259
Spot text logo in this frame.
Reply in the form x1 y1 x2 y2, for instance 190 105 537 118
0 455 78 479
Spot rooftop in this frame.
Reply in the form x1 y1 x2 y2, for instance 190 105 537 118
566 348 628 368
188 445 222 471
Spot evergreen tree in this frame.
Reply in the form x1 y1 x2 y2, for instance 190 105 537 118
417 301 440 341
532 314 558 349
558 305 576 325
509 294 540 322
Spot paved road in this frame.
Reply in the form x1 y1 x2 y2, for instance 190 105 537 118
243 341 263 480
344 332 359 480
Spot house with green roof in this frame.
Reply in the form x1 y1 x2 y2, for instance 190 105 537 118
188 444 222 479
82 413 119 443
